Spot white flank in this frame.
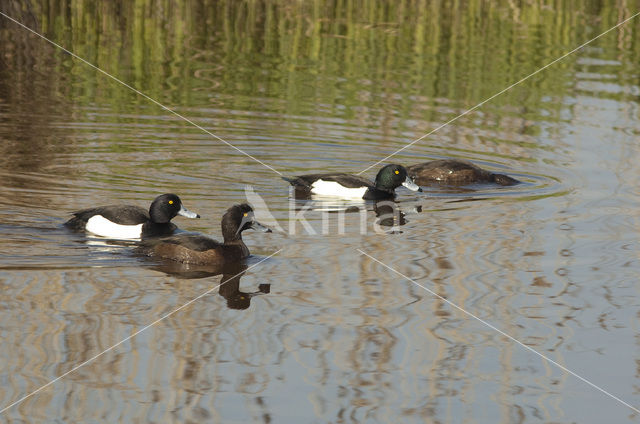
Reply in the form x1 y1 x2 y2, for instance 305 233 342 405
310 179 368 198
85 215 143 239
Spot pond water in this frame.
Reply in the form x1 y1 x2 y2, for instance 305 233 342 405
1 1 640 422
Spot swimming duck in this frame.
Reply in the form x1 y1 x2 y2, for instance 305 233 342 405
407 159 520 186
283 164 422 200
137 203 271 265
65 193 199 239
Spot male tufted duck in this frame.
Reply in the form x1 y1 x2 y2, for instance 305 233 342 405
283 164 421 200
65 193 199 239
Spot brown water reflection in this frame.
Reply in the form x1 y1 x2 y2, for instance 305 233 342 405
1 1 640 423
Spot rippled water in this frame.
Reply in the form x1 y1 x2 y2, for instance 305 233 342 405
1 1 640 423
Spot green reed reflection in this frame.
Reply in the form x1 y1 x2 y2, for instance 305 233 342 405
1 0 639 173
3 0 638 114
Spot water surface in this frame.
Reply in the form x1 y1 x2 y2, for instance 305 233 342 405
1 1 640 422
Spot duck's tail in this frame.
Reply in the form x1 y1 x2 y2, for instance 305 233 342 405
281 176 297 185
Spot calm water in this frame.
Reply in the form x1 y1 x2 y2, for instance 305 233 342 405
1 1 640 422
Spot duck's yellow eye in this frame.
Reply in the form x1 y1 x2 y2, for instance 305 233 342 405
243 212 248 217
168 200 174 205
394 170 399 175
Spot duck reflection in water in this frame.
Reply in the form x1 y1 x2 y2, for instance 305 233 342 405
374 200 423 233
150 261 270 310
374 200 406 230
287 198 418 233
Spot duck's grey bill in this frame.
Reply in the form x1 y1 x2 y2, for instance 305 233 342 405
402 176 422 192
251 220 272 233
178 205 200 219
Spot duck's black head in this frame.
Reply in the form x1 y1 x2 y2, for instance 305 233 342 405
221 203 271 242
374 165 422 193
149 193 200 223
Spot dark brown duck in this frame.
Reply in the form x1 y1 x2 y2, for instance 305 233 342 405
137 203 271 265
407 159 520 186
